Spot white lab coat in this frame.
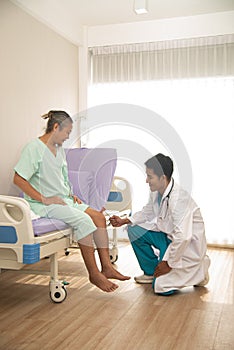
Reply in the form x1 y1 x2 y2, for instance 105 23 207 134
130 179 209 293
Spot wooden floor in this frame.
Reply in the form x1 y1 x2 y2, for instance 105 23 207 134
0 244 233 350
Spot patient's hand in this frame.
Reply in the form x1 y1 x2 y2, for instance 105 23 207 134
72 195 82 204
42 196 66 206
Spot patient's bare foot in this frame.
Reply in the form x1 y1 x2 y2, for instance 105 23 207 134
89 272 119 292
102 267 131 281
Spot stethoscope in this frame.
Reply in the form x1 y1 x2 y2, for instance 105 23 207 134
165 178 174 200
158 178 174 219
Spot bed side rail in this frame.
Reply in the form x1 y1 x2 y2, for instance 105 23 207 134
0 195 37 264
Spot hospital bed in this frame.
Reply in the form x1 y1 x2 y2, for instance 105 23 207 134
0 148 117 303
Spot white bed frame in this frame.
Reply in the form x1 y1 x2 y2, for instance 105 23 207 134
0 195 73 303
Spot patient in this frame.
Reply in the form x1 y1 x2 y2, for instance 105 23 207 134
13 110 130 292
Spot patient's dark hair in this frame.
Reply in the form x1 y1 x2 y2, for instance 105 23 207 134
145 153 174 180
42 110 73 133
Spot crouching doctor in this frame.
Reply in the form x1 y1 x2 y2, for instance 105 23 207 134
110 153 210 296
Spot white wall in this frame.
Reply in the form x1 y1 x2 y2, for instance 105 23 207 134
0 0 79 195
88 11 234 46
11 0 84 45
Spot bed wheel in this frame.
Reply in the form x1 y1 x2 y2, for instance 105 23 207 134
110 247 118 264
50 283 67 303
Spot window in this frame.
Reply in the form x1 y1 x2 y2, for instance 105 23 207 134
84 77 234 247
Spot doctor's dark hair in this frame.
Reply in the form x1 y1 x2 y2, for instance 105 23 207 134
145 153 174 180
42 110 73 133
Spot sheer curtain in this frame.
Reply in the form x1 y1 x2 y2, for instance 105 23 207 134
90 34 234 82
85 35 234 247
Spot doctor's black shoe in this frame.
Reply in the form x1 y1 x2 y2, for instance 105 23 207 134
194 255 211 287
134 274 154 284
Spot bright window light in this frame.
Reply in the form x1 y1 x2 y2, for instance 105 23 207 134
87 77 234 246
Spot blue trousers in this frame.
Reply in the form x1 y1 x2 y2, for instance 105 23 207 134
127 225 171 276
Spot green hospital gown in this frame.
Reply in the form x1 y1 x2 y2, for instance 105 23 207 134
14 138 96 240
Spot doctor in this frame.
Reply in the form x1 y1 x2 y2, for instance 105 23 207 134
110 153 210 295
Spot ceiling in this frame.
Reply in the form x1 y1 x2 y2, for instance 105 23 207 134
12 0 234 26
12 0 234 45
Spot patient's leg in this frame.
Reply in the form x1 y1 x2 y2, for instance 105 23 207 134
85 208 130 281
78 234 118 293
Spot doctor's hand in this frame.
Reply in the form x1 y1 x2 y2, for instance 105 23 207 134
110 215 130 227
154 261 172 278
42 196 66 206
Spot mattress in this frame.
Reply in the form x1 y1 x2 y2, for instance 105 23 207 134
32 217 69 236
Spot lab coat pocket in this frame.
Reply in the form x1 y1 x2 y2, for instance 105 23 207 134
157 213 173 233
